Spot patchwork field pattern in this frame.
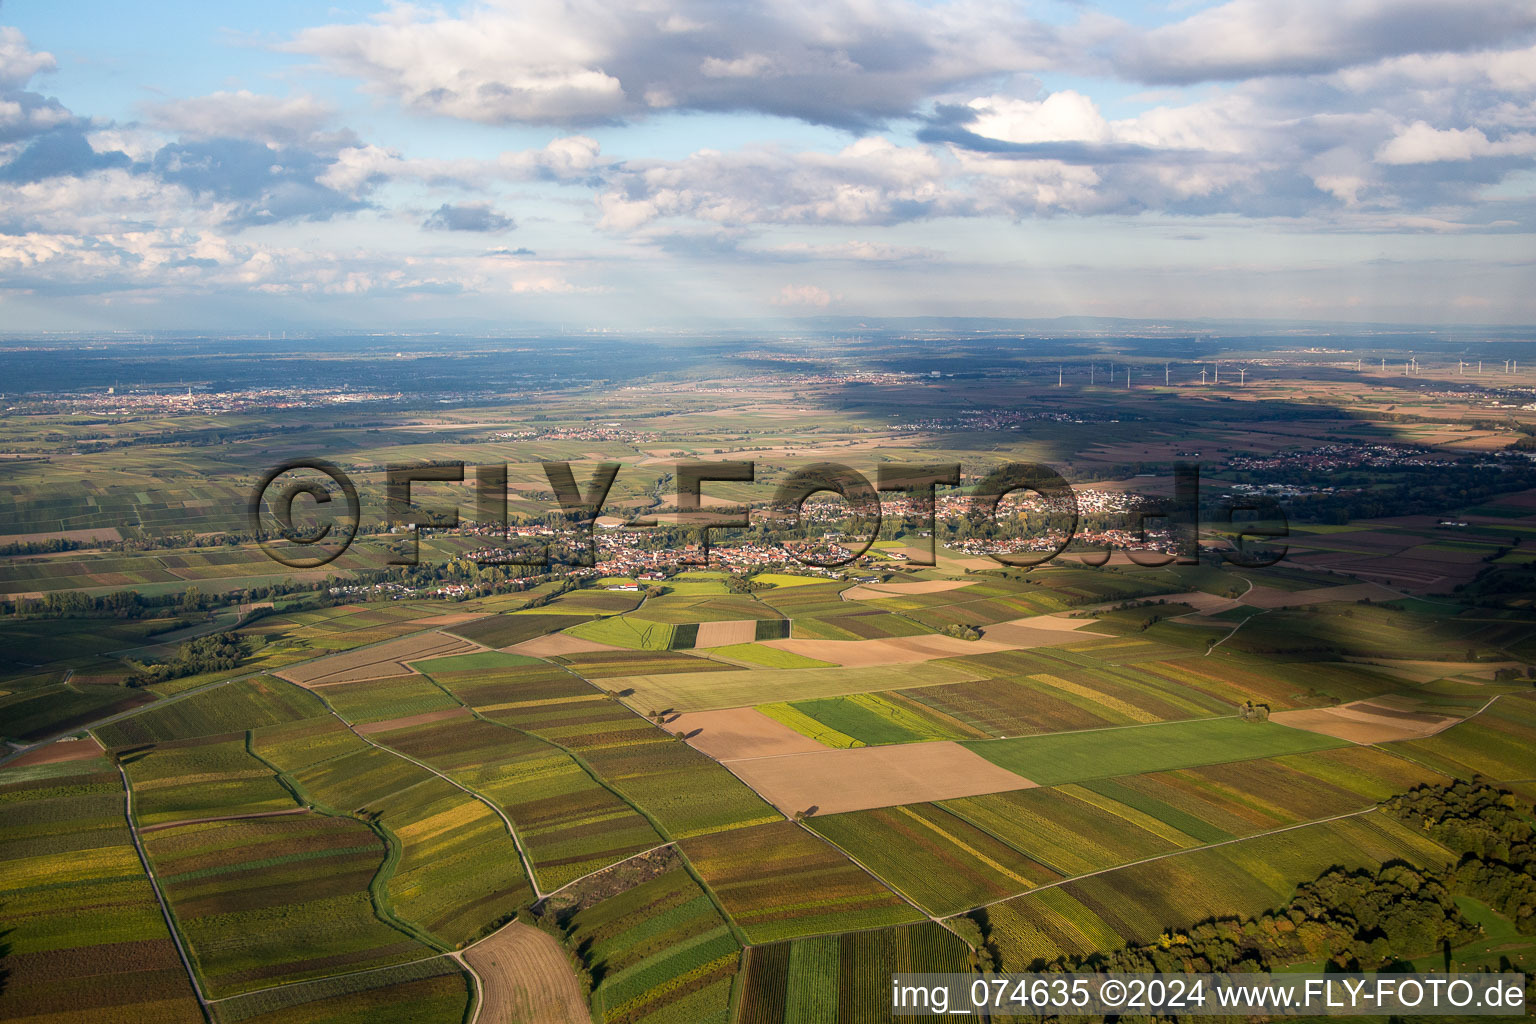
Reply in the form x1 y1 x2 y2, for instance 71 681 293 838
763 691 977 746
1392 694 1536 781
809 803 1061 915
207 956 471 1024
736 922 971 1024
124 733 295 827
963 718 1349 785
96 676 327 748
276 632 481 687
419 651 781 837
257 719 534 946
607 660 988 714
370 715 665 889
555 860 740 1024
447 612 600 649
680 820 926 943
983 811 1456 967
0 756 203 1024
144 814 428 996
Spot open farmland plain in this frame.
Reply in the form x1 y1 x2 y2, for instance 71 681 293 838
4 341 1536 1022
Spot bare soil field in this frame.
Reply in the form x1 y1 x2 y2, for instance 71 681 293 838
758 634 1012 666
841 579 976 600
1271 700 1461 744
510 633 627 657
692 619 760 647
354 707 473 735
663 707 830 759
462 922 592 1024
982 613 1110 639
276 632 481 687
726 741 1036 815
5 735 103 767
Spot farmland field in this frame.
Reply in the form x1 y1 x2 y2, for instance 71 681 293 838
553 858 741 1024
143 813 430 996
808 803 1061 914
5 329 1536 1024
984 811 1456 965
736 921 970 1024
680 820 926 942
963 718 1349 785
0 756 204 1023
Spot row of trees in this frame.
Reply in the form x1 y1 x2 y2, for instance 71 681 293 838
124 632 249 688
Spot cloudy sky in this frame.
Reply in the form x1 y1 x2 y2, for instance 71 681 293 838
1 0 1534 329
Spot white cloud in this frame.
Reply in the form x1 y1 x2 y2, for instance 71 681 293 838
0 27 55 90
966 92 1112 145
1377 122 1536 164
143 91 341 147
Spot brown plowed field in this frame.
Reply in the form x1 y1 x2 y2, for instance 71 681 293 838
1271 700 1461 744
841 579 976 600
692 619 760 647
725 741 1036 815
276 632 482 687
5 735 103 767
663 708 829 759
462 923 592 1024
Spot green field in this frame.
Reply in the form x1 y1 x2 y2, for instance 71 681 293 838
556 859 741 1024
0 756 204 1023
809 803 1060 915
963 718 1348 785
680 821 925 943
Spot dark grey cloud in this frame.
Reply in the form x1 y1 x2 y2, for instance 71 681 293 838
148 137 371 226
1116 0 1536 85
423 202 516 232
0 127 130 182
285 0 1067 130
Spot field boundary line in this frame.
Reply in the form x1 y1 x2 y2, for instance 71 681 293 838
240 729 451 954
320 702 547 898
140 806 310 832
113 758 213 1019
204 953 452 1004
447 950 484 1024
793 815 957 937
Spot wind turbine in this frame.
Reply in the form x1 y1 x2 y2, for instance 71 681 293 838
1165 363 1170 386
1057 366 1063 387
1239 368 1246 385
1199 368 1208 385
1214 362 1220 385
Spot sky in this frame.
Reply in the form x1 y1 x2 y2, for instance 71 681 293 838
0 0 1534 330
